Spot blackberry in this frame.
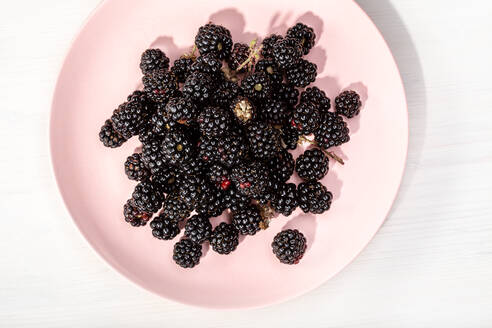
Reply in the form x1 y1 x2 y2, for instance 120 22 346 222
271 183 298 216
99 119 127 148
132 180 164 213
212 80 242 109
198 106 232 137
206 163 231 190
256 177 281 205
164 96 199 123
142 70 179 103
161 192 193 222
255 59 283 85
124 153 150 181
151 168 177 194
228 43 250 72
199 132 248 167
190 53 223 79
313 112 350 149
241 72 272 102
149 103 177 137
196 184 227 217
335 90 362 118
111 101 149 139
300 87 331 113
280 123 299 150
173 239 202 268
195 23 233 60
297 181 332 214
182 71 214 104
171 57 194 83
231 96 256 126
291 101 320 135
295 148 329 181
140 49 170 74
232 205 263 236
178 157 206 177
210 222 239 255
161 128 194 166
275 83 300 107
231 161 269 199
141 139 167 175
138 127 156 145
177 174 206 208
261 34 283 59
272 229 306 264
127 90 156 115
150 215 180 240
224 186 251 212
123 199 152 227
247 121 282 159
268 149 295 183
285 59 317 88
185 214 213 243
260 99 290 126
286 23 316 55
272 38 302 69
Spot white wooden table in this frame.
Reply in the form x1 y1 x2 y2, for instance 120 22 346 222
1 1 491 326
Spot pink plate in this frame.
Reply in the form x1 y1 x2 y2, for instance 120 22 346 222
50 0 407 309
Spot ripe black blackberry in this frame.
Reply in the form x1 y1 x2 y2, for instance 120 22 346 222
295 148 329 181
141 139 167 175
171 57 194 83
313 112 350 149
300 87 331 113
132 180 164 213
228 43 250 73
127 90 156 116
224 186 251 212
272 229 306 264
231 161 269 199
285 59 317 88
173 238 202 268
271 183 298 216
232 204 263 236
161 127 194 166
207 163 231 190
185 214 213 243
142 70 179 103
247 121 282 160
297 181 333 214
164 96 199 123
198 106 232 137
255 59 283 85
291 101 321 135
123 199 152 227
178 157 206 177
335 90 362 118
149 104 177 137
111 101 149 139
280 123 299 150
161 192 193 222
272 37 303 69
230 96 256 126
286 23 316 55
190 53 223 79
182 71 214 104
210 222 239 255
261 34 283 59
256 177 281 206
99 119 127 148
260 99 290 126
196 184 227 217
199 132 248 167
177 174 206 208
195 23 233 60
140 49 170 74
150 215 180 240
268 149 295 183
124 153 150 181
241 72 272 102
151 168 177 194
275 83 300 107
212 80 242 109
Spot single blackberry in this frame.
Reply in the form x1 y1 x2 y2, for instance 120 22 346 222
173 239 202 268
272 229 306 264
285 59 317 88
195 23 233 60
335 90 362 118
142 70 179 103
232 205 263 236
182 71 214 104
140 49 170 75
123 199 152 227
291 101 320 135
141 139 167 175
196 184 227 217
275 83 300 107
190 53 223 79
132 180 164 213
272 38 302 69
177 174 206 208
199 132 248 167
255 59 283 85
150 215 180 240
228 43 250 72
161 128 194 166
231 96 256 126
185 214 213 243
241 72 272 102
127 90 156 116
268 149 295 182
161 192 193 222
260 99 290 126
261 34 283 59
286 23 316 55
295 148 329 181
247 121 282 159
164 96 199 124
271 183 298 216
124 153 150 181
210 222 239 255
300 87 331 113
171 57 194 83
297 181 333 214
313 112 350 149
280 123 299 150
207 163 231 190
212 80 242 109
111 101 149 139
231 161 269 199
224 186 251 212
99 119 127 148
151 168 177 194
198 106 232 137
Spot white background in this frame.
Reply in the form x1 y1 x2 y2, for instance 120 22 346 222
1 0 492 327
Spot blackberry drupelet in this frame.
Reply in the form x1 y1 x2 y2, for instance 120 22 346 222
171 57 194 83
295 148 329 181
272 37 303 69
182 71 214 104
142 70 179 103
285 59 317 88
161 127 194 166
190 53 223 79
272 229 306 264
280 123 299 150
140 49 170 74
231 161 270 199
164 96 199 123
297 181 332 214
212 79 242 109
261 34 283 59
207 163 231 189
300 87 331 113
198 106 232 137
255 59 283 85
247 121 282 160
173 239 202 268
232 205 263 236
123 199 152 227
286 23 316 55
161 192 193 222
291 101 320 135
150 215 180 240
99 119 127 148
260 99 290 126
111 101 149 139
228 43 250 73
132 180 164 213
196 184 227 217
268 149 295 183
271 183 298 216
185 214 213 243
231 96 256 126
124 153 150 181
241 72 272 102
210 223 239 255
141 139 167 175
199 132 248 167
275 83 300 107
177 174 206 208
152 168 177 194
313 112 350 149
224 186 251 212
335 90 362 118
195 23 233 60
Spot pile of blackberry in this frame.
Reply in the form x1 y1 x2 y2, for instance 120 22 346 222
99 21 362 268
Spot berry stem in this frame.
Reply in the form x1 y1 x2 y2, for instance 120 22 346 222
298 136 345 165
183 45 198 59
236 43 263 72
